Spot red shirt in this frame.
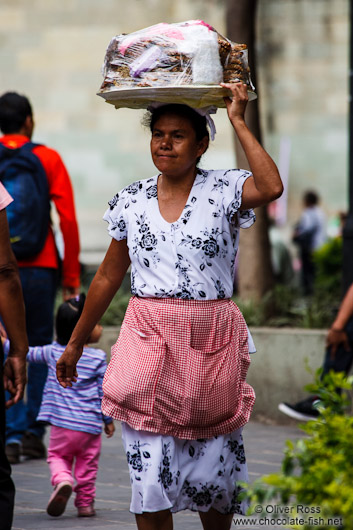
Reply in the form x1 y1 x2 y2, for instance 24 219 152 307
0 135 80 289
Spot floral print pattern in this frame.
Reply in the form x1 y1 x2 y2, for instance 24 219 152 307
158 442 180 490
181 481 224 507
131 212 160 268
126 439 152 482
103 169 255 300
122 423 249 515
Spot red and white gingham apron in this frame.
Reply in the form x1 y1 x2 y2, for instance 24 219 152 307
102 296 255 439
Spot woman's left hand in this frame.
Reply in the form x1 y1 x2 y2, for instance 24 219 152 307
220 82 248 123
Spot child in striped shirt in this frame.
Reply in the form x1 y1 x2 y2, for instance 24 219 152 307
3 293 115 518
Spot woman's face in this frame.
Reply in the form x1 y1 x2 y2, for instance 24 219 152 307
150 113 208 178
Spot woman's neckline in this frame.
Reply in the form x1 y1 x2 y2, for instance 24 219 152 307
153 171 202 227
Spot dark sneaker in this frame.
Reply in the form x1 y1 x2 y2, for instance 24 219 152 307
47 481 72 517
21 432 46 459
5 443 21 465
278 396 321 421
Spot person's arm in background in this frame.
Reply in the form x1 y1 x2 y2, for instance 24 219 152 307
43 148 81 300
326 283 353 358
2 338 50 365
0 209 28 407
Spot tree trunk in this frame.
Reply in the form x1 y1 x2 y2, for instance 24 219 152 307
226 0 275 300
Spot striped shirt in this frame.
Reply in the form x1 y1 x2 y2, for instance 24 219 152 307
3 340 112 435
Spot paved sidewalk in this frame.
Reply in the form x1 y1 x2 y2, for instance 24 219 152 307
11 421 301 530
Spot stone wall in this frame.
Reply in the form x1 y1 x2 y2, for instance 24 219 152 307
0 0 349 261
257 0 349 226
0 0 232 262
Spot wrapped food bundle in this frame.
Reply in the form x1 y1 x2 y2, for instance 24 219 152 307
98 20 256 109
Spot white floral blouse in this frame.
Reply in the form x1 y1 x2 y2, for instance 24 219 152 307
103 168 256 300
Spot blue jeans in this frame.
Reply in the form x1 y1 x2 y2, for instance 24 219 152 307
5 267 57 444
322 318 353 379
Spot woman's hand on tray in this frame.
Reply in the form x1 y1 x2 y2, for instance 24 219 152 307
220 81 248 123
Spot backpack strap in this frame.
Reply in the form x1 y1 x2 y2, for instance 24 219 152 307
19 141 43 151
0 141 43 177
0 143 19 177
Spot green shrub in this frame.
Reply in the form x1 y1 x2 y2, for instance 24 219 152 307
245 370 353 529
313 237 343 300
234 283 339 329
100 291 131 326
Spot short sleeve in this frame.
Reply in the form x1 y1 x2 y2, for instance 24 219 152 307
223 169 256 229
103 190 128 241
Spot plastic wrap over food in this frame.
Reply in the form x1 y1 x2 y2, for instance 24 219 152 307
98 20 256 109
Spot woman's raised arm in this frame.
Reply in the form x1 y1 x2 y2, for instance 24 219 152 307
56 238 131 387
221 82 283 209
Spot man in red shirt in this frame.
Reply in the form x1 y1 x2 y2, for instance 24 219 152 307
0 92 80 464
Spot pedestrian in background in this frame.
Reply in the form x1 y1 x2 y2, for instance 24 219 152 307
0 181 28 530
2 294 114 518
0 92 81 464
293 190 327 295
279 281 353 421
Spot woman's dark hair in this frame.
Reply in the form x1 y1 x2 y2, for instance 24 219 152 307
55 293 86 346
0 92 32 134
143 104 209 162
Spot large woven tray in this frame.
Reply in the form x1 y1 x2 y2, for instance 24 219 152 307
97 85 257 110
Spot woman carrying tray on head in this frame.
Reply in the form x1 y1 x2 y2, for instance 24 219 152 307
56 82 283 530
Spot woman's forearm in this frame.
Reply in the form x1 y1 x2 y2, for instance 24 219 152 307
221 82 283 209
68 238 131 349
231 117 283 201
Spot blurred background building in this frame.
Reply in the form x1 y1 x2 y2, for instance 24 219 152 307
0 0 348 269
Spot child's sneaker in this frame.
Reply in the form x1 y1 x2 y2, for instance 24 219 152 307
77 503 96 517
47 481 72 517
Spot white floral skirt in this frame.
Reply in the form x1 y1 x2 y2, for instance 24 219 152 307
121 422 249 515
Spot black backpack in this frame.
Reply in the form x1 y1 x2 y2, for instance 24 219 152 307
0 142 50 259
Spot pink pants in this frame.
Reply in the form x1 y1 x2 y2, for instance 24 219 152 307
47 425 102 507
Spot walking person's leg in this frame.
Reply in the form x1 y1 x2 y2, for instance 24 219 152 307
5 388 27 464
6 267 57 460
301 248 314 296
199 509 234 530
279 319 353 421
46 425 74 517
21 268 57 458
135 510 173 530
73 431 101 516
